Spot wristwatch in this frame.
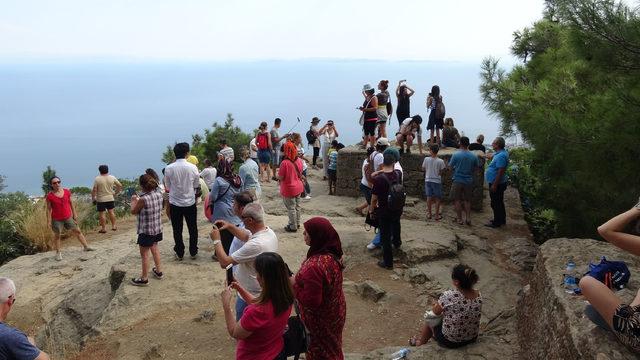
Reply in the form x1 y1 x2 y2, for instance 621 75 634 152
213 240 221 246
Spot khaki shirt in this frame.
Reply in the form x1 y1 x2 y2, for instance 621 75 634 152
93 175 121 203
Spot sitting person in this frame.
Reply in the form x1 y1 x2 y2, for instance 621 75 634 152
0 277 50 360
580 199 640 353
410 264 482 348
396 115 423 155
468 134 486 152
442 118 460 148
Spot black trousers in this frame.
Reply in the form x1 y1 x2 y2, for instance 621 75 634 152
170 204 198 257
379 214 401 267
489 183 508 225
220 228 234 280
312 146 320 165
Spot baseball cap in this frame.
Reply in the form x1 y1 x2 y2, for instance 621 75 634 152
376 137 390 146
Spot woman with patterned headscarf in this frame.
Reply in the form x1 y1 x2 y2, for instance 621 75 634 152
293 217 346 360
209 160 243 257
278 141 304 232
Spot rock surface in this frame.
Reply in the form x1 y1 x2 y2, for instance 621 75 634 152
517 238 640 360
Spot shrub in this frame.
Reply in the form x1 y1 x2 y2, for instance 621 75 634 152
0 192 37 264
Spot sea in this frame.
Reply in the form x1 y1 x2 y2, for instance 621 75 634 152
0 60 503 195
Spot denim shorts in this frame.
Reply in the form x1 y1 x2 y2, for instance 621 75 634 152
425 181 443 198
360 183 372 204
257 149 271 164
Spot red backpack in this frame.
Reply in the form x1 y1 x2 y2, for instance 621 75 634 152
257 132 269 150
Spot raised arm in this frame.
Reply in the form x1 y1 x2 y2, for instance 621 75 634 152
597 206 640 256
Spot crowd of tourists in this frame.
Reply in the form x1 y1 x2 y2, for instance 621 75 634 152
2 80 638 359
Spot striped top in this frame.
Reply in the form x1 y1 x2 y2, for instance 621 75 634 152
137 188 164 236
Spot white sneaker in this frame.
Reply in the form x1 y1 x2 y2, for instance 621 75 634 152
366 242 377 250
55 252 63 261
303 195 312 200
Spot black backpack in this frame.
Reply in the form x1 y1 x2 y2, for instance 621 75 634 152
435 99 446 120
282 301 309 360
306 129 317 145
382 170 406 213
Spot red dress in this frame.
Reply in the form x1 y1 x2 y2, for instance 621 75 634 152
294 254 346 360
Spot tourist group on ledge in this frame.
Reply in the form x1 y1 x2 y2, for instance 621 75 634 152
1 80 639 359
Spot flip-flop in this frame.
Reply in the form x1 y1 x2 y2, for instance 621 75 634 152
98 230 107 234
111 228 117 231
408 336 418 347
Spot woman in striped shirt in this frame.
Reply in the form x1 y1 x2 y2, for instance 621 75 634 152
130 173 165 286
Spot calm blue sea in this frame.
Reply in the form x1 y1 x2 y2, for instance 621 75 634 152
0 60 500 194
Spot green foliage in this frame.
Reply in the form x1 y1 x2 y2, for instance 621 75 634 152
161 113 253 169
69 186 92 195
41 166 57 195
0 174 6 192
481 0 640 240
0 192 36 264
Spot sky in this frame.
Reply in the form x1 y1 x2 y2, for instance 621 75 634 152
0 0 546 62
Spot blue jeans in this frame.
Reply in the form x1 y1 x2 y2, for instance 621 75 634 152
372 232 381 247
236 296 249 320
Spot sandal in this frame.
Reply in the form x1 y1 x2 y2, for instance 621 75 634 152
98 229 107 234
435 215 443 221
130 278 149 286
152 267 164 279
409 336 418 347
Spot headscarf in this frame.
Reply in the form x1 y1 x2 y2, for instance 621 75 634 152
303 217 343 260
283 140 299 162
216 160 242 188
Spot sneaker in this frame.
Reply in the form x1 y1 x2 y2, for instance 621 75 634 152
302 195 312 200
152 267 164 279
84 246 95 251
284 225 297 233
190 254 198 260
130 278 149 286
366 242 377 250
55 252 63 261
174 253 184 261
377 260 393 270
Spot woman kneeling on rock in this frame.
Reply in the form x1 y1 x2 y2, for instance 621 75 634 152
580 199 640 353
410 264 482 348
130 174 164 286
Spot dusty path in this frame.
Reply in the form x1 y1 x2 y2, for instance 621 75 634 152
2 164 534 359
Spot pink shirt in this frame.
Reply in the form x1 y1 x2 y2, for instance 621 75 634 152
46 189 72 221
237 301 291 360
278 158 304 198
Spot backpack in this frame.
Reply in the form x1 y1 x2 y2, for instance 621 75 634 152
435 98 446 120
306 129 317 145
256 132 269 150
585 257 631 290
382 170 406 213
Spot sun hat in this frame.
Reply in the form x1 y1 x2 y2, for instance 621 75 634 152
362 84 374 92
311 117 321 124
376 137 390 146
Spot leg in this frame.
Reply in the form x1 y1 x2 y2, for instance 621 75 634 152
395 134 404 151
313 147 320 166
406 134 414 148
579 276 620 329
294 196 301 229
170 204 185 258
416 322 434 345
464 200 472 224
98 211 106 231
185 204 198 256
108 209 117 230
429 128 435 144
72 228 90 248
489 183 498 223
435 198 442 219
455 200 463 223
322 144 330 177
283 197 296 230
427 197 433 218
392 216 402 248
495 183 507 225
379 218 393 267
139 246 150 280
435 128 441 144
150 242 162 273
379 122 386 138
53 232 62 253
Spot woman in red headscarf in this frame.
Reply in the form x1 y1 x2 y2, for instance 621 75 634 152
278 140 304 232
293 217 346 360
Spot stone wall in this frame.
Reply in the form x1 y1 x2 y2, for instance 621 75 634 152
335 145 486 210
517 238 640 360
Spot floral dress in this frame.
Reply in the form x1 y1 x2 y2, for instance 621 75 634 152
294 254 346 360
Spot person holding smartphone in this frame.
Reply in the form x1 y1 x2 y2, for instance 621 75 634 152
210 202 278 319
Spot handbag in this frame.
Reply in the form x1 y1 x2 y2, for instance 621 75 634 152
365 209 379 232
282 301 309 360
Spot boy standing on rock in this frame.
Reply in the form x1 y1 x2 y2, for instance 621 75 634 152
422 144 446 221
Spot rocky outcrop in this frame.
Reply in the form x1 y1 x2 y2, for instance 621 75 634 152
335 145 486 210
518 238 640 360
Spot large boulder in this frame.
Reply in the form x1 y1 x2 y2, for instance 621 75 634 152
518 238 640 360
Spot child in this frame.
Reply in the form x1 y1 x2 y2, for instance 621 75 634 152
327 140 344 195
409 264 482 348
422 144 446 220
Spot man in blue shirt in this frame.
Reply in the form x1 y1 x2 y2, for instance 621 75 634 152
0 277 49 360
484 137 509 228
449 137 480 225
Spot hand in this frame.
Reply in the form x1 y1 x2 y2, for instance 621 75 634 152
221 286 233 309
72 215 78 223
210 226 221 241
229 280 241 291
27 336 36 346
486 152 494 160
214 220 230 231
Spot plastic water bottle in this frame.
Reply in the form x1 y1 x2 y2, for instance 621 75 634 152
564 260 578 294
390 348 410 359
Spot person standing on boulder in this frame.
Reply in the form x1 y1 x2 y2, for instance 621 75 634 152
255 121 273 182
45 176 94 261
448 137 479 226
130 174 164 286
319 120 339 180
270 118 284 179
279 141 304 232
164 142 201 261
484 137 509 228
0 277 50 360
396 80 415 129
91 164 123 234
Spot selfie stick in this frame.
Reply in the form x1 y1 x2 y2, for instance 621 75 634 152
284 117 301 135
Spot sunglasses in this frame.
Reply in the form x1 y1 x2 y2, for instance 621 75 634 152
51 181 61 185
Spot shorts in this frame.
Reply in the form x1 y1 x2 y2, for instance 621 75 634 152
427 111 444 131
451 182 473 201
137 233 163 247
360 183 372 204
425 181 443 198
363 120 377 136
612 303 640 352
96 201 115 212
257 149 271 164
328 169 337 182
432 324 477 349
51 217 77 234
376 108 389 123
272 148 281 165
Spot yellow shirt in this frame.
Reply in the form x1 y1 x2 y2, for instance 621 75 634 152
187 155 199 166
93 175 122 203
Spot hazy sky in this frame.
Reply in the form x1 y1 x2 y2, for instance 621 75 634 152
0 0 545 62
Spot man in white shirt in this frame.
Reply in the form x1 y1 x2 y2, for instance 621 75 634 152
199 159 217 191
210 202 277 319
164 142 201 260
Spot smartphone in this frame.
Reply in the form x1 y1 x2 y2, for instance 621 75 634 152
226 268 234 285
